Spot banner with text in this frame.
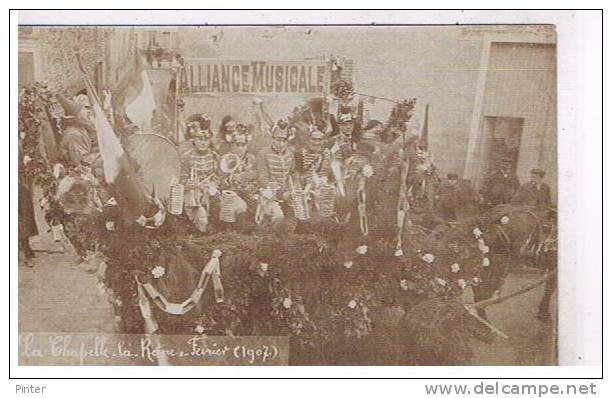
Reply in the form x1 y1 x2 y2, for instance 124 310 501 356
179 59 330 96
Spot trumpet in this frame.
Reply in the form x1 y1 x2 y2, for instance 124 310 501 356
219 153 242 175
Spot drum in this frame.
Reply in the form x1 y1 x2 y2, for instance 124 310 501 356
291 189 310 221
317 184 336 217
219 190 247 223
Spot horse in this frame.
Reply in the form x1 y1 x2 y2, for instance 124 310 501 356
470 204 557 321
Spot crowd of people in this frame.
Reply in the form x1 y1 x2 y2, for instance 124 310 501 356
18 83 553 267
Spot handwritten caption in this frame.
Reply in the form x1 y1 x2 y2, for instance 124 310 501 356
19 333 288 365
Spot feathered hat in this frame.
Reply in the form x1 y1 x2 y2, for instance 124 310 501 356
271 119 294 140
226 123 252 144
186 113 213 139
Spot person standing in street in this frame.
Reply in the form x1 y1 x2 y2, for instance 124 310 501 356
511 168 552 209
18 129 38 267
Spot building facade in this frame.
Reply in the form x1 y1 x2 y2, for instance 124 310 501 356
18 26 557 202
18 27 139 96
174 25 557 202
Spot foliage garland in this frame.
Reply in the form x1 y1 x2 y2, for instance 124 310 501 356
18 83 61 190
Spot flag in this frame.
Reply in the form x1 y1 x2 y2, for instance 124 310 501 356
125 70 156 131
87 83 149 223
420 103 429 151
91 99 124 183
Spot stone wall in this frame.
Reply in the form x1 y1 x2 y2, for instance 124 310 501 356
19 27 138 96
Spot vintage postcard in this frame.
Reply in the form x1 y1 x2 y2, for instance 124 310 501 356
16 18 561 367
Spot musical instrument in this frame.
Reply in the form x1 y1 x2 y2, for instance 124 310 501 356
330 159 345 196
219 190 247 223
168 183 185 215
291 189 310 221
219 153 242 175
316 183 336 217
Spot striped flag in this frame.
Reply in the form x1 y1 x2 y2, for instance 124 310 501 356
85 80 149 223
125 69 156 131
91 98 123 183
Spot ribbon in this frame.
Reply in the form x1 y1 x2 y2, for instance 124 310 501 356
357 174 368 236
137 249 224 316
136 280 159 334
203 249 224 303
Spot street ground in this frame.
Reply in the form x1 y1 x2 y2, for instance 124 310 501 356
465 271 557 365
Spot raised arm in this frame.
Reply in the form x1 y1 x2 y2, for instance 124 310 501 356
252 98 274 133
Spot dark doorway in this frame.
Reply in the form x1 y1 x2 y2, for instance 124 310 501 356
475 116 524 188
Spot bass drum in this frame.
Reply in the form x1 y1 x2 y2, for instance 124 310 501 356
124 133 181 202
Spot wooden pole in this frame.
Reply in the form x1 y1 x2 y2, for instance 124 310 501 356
174 67 180 144
463 269 557 339
472 269 557 309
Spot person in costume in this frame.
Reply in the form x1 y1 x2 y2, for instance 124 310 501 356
255 119 296 224
178 114 219 232
256 119 296 190
216 115 238 155
179 114 218 184
330 109 357 162
221 124 257 186
216 125 258 229
295 123 332 187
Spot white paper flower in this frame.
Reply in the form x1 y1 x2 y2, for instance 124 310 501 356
451 263 461 273
480 245 490 254
259 262 269 272
500 216 510 224
482 257 490 267
195 324 205 334
356 245 368 255
105 221 116 231
23 155 32 165
473 277 481 284
472 227 483 238
362 164 374 178
422 253 435 263
457 279 467 289
151 266 166 279
435 277 447 287
343 260 353 269
400 279 409 291
282 297 292 309
394 248 404 257
348 300 357 309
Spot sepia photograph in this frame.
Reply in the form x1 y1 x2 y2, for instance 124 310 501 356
16 17 562 368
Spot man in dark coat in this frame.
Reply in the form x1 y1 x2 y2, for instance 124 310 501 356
511 168 552 209
483 162 520 205
436 173 462 221
18 138 38 266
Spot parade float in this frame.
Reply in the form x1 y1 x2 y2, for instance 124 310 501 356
18 54 554 366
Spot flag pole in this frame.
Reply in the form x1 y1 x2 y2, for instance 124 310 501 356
174 67 180 144
75 51 103 108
